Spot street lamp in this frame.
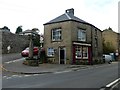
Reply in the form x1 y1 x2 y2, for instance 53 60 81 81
118 33 120 60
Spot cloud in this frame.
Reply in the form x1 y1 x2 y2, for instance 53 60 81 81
0 0 119 33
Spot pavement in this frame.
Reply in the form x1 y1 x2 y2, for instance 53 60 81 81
2 58 90 74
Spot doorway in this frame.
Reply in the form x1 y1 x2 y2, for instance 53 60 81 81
59 47 66 64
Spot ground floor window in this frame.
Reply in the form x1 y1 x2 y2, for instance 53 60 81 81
47 47 54 57
75 46 82 59
82 47 88 59
75 46 88 59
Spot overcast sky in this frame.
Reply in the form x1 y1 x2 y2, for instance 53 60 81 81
0 0 119 34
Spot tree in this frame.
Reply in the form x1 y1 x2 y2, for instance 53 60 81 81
103 27 113 31
32 28 40 46
108 27 112 31
103 40 115 54
15 26 23 34
1 26 10 31
32 28 39 33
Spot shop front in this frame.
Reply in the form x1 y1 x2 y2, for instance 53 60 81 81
72 42 92 65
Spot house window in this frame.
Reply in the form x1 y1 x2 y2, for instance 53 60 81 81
78 29 86 41
75 46 88 59
52 28 61 41
47 48 54 57
75 46 82 59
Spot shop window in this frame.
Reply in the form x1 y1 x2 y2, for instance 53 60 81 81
75 46 82 59
75 46 88 59
82 47 88 59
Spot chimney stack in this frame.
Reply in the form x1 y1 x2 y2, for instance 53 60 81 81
65 8 74 16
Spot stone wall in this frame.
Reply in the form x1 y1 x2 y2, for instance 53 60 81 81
1 31 29 54
44 21 103 64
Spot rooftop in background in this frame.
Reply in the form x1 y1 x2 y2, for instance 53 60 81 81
19 30 39 36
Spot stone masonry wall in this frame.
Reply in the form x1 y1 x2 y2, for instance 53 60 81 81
2 31 29 54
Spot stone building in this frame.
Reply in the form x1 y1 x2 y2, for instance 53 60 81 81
44 8 103 64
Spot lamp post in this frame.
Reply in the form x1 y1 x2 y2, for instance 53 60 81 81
38 34 43 59
118 33 120 60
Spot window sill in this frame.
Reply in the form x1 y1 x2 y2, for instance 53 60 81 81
51 40 62 42
76 57 88 59
47 56 55 58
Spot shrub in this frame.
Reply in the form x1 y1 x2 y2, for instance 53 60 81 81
23 59 39 66
76 60 90 65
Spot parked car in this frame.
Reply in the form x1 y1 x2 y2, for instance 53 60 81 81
103 54 112 64
21 47 39 57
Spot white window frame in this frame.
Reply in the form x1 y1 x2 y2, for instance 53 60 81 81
52 28 61 41
47 48 54 57
78 29 86 41
82 47 88 59
75 46 82 59
75 46 88 59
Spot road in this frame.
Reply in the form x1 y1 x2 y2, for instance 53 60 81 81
2 62 118 89
1 53 22 76
2 53 22 63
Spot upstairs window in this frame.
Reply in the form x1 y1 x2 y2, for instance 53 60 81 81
78 29 86 41
52 28 61 41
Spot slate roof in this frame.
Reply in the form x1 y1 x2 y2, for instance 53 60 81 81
44 8 91 25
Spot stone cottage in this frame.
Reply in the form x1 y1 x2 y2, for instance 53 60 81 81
44 8 103 64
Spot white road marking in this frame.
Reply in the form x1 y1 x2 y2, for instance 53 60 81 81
6 77 12 79
24 75 32 77
3 76 7 78
4 58 25 64
106 78 120 88
3 74 45 79
33 74 42 76
54 70 72 74
11 75 20 78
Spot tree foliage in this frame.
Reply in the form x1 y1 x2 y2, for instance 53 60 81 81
103 27 115 54
1 26 10 31
32 28 40 46
15 26 23 34
103 40 115 54
32 28 39 33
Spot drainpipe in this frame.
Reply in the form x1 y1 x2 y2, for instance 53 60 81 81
91 26 93 65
